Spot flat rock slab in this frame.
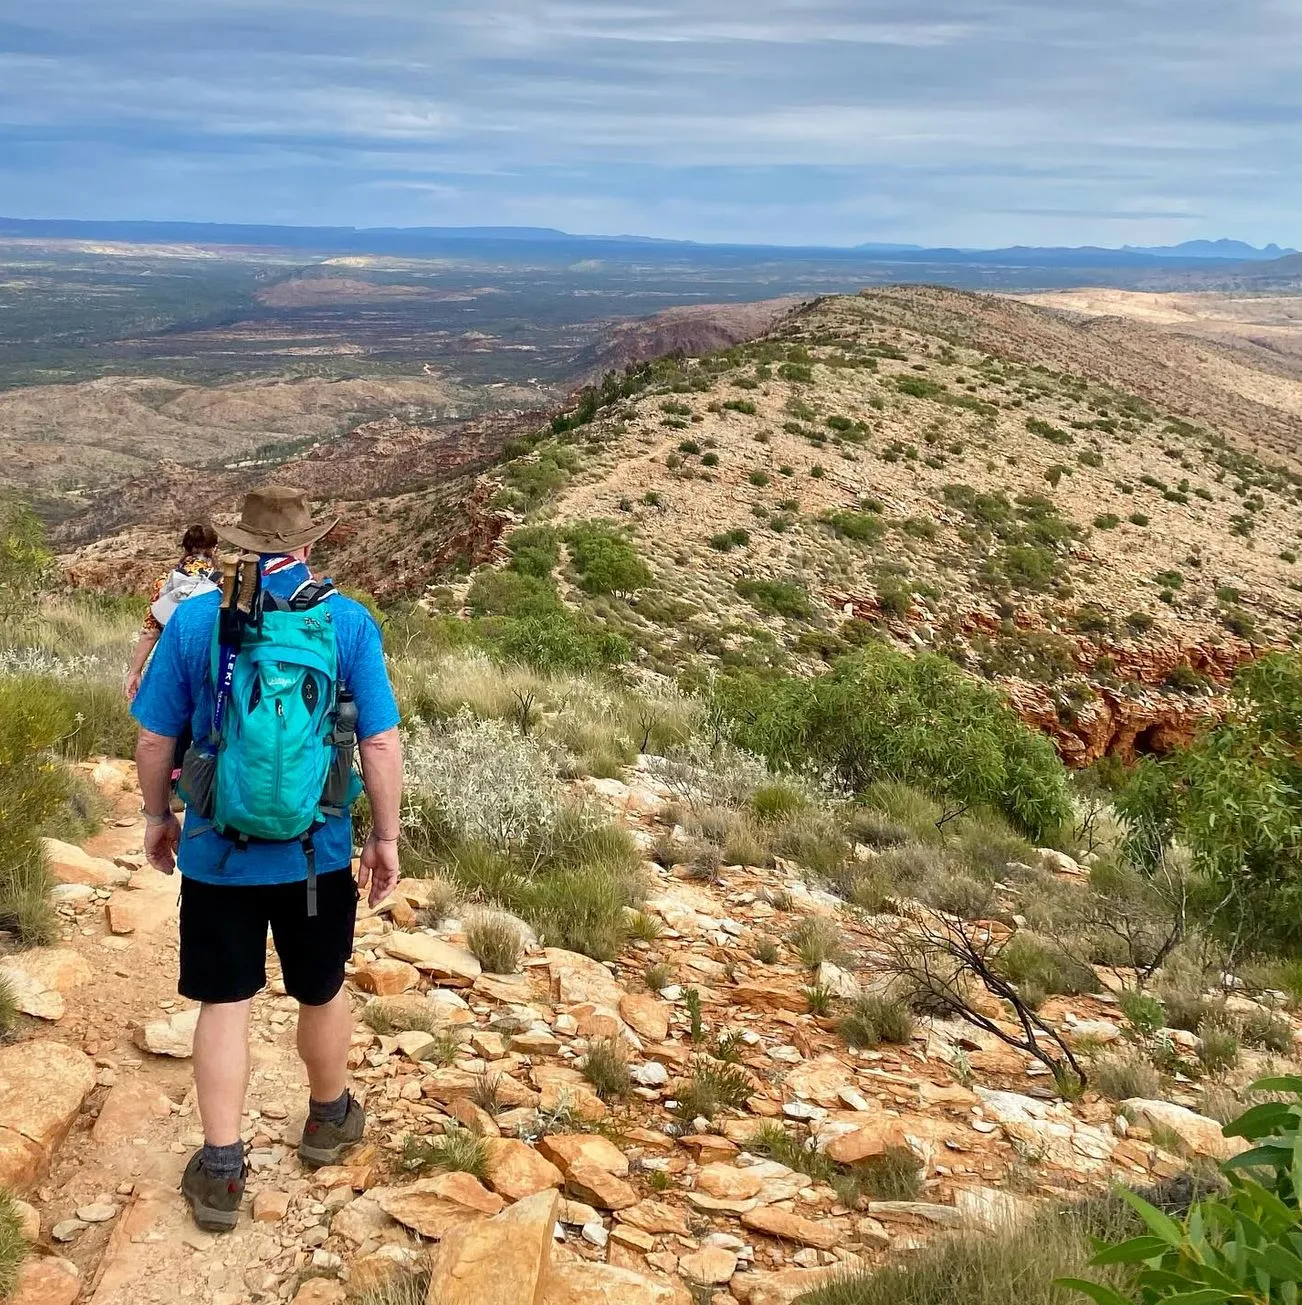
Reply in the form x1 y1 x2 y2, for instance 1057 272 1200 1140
0 1041 96 1193
380 933 481 984
0 948 92 1022
427 1188 558 1305
372 1171 502 1239
542 1261 693 1305
10 1255 80 1305
483 1138 563 1202
92 1078 174 1148
42 837 126 886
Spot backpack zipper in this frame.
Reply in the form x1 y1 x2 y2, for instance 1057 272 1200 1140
274 698 285 798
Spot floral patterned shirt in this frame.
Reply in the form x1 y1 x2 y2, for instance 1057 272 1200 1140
142 553 218 635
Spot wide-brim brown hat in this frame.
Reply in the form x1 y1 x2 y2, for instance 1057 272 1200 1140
215 486 338 554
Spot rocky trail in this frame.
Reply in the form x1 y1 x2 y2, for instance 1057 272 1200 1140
0 761 1284 1305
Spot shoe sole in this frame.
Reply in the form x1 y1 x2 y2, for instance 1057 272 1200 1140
297 1138 358 1169
185 1195 240 1233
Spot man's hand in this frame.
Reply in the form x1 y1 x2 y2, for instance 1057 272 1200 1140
357 834 400 908
144 813 182 874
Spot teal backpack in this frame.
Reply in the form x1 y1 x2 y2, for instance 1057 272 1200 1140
192 577 360 915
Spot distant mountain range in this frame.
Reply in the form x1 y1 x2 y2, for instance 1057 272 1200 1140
0 216 1295 269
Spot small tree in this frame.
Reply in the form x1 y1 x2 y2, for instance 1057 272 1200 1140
1118 653 1302 958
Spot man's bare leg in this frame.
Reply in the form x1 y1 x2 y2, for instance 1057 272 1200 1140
296 988 352 1102
194 1000 253 1146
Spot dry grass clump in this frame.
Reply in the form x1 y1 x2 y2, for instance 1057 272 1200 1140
836 993 916 1049
464 911 524 975
1089 1049 1162 1100
672 1059 755 1120
582 1038 632 1100
0 1187 27 1300
361 997 440 1037
788 915 848 968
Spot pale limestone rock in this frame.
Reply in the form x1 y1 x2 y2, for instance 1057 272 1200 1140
542 1261 692 1305
134 1007 200 1058
1122 1099 1247 1161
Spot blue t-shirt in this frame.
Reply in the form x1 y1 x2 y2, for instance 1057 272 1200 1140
131 559 400 886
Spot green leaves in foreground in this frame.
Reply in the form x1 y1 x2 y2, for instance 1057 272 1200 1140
1060 1077 1302 1305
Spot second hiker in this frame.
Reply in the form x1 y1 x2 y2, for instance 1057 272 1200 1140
132 486 403 1232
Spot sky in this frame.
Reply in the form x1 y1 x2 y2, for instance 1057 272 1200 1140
1 0 1300 248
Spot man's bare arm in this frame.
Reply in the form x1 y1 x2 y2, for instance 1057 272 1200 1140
137 728 181 872
357 726 403 905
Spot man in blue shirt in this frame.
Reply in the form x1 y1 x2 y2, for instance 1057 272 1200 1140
133 486 403 1233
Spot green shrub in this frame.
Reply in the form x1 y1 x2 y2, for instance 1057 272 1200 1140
1238 1007 1294 1054
713 645 1072 842
1119 990 1166 1036
493 608 629 674
824 510 885 544
803 982 834 1016
997 934 1100 1008
467 568 559 619
734 578 812 619
1128 512 1150 526
564 523 652 597
1093 513 1121 530
749 783 807 822
1118 653 1302 956
0 680 76 944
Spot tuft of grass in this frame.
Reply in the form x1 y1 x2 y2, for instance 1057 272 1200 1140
837 993 915 1050
644 962 672 992
1157 986 1222 1034
749 782 808 823
1196 1018 1240 1076
423 1028 466 1067
646 1168 673 1193
1090 1050 1161 1101
672 1059 755 1120
838 1146 923 1204
0 1187 28 1300
361 997 439 1037
353 1276 430 1305
582 1038 632 1100
464 912 524 975
471 1072 503 1116
401 1124 488 1179
0 976 17 1036
748 1122 835 1183
788 915 847 969
997 934 1099 1009
753 937 780 965
627 911 664 942
1238 1007 1294 1055
803 983 835 1016
796 1201 1133 1305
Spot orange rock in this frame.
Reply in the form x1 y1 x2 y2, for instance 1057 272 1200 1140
9 1256 79 1305
564 1159 638 1210
618 993 671 1042
694 1163 763 1201
824 1121 907 1165
352 958 420 995
537 1133 629 1176
252 1190 291 1222
482 1138 564 1201
741 1206 841 1251
427 1188 558 1305
104 897 139 935
373 1171 503 1238
542 1261 692 1305
0 1041 96 1193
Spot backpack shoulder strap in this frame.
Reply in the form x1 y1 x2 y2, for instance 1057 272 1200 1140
288 578 337 611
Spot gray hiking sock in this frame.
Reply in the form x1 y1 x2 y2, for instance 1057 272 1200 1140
202 1140 245 1180
308 1089 350 1127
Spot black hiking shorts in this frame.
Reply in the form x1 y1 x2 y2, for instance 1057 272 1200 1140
178 868 358 1006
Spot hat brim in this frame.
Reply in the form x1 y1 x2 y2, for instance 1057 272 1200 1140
214 515 339 555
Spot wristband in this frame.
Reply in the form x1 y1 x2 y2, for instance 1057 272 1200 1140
372 833 401 844
141 806 172 826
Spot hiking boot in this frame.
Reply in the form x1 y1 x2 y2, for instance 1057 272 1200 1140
181 1150 245 1232
298 1094 366 1169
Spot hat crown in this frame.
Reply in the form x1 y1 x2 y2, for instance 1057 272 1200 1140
239 486 312 538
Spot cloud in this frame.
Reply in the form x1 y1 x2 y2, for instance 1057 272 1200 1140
0 0 1297 245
